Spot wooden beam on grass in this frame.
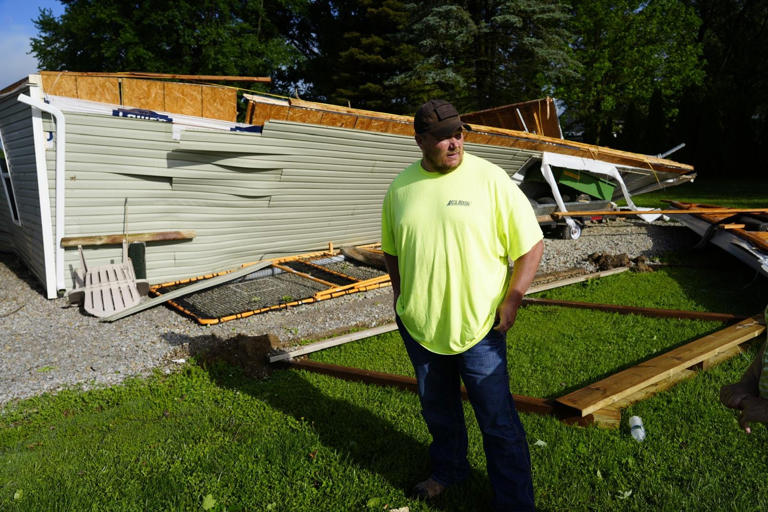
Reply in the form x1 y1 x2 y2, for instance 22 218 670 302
269 323 398 363
555 314 766 417
521 297 746 322
527 267 629 294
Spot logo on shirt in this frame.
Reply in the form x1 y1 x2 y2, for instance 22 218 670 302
446 199 471 207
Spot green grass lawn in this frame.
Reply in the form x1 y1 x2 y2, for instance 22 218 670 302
625 174 768 209
2 178 767 511
2 249 766 511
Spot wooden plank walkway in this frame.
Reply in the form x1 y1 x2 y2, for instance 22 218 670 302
555 315 766 417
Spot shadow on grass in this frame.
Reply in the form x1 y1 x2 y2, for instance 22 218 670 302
167 331 493 512
661 245 767 315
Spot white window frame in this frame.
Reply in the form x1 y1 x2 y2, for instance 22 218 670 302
0 131 21 225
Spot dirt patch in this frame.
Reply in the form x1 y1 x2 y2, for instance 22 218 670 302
194 333 282 379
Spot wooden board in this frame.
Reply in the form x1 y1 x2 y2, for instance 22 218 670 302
121 78 165 111
40 71 270 82
41 72 78 98
202 85 237 121
589 407 622 428
60 230 196 247
269 323 398 362
40 72 240 121
287 107 326 124
76 76 120 104
461 97 562 138
667 201 768 253
165 82 202 117
527 267 629 294
319 111 358 129
556 315 766 416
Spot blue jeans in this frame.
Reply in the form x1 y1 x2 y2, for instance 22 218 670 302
397 316 535 511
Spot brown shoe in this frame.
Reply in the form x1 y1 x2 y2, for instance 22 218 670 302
411 478 446 500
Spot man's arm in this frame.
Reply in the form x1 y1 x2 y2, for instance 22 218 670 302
384 252 400 311
494 239 543 333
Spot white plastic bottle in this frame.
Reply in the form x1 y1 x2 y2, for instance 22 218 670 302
629 416 646 442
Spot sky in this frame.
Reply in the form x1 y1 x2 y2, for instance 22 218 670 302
0 0 65 89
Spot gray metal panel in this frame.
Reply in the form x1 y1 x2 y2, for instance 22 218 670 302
0 84 49 289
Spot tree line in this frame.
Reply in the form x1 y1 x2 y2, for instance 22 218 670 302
31 0 767 178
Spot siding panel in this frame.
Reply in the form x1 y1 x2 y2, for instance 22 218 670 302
0 85 49 289
50 110 539 287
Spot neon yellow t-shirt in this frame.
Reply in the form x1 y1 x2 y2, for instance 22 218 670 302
381 152 543 354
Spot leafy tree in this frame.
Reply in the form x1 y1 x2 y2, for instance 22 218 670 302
280 0 423 113
556 0 704 149
393 0 576 112
673 0 768 178
387 3 478 108
285 0 574 114
31 0 303 85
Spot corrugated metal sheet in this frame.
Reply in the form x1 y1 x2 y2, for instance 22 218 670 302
0 85 49 287
56 111 539 288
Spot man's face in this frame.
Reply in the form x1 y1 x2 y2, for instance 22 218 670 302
416 129 464 174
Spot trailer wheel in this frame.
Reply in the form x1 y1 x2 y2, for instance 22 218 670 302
559 222 582 240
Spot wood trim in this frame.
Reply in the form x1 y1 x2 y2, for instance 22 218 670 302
526 267 629 294
664 200 768 253
60 230 196 247
269 323 398 362
271 262 339 288
39 71 270 82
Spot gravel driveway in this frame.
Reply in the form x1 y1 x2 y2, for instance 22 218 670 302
0 218 699 407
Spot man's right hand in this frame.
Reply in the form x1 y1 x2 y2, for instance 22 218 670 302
738 395 768 433
719 382 752 410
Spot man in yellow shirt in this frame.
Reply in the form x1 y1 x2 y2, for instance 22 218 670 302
382 99 544 511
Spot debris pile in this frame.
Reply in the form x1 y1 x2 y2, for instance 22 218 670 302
588 252 654 272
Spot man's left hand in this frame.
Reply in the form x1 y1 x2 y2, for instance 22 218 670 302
494 296 521 333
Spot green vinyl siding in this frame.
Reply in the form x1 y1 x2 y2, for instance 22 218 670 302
0 84 50 289
47 111 539 288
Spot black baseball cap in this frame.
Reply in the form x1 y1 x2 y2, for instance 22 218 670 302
414 99 471 139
